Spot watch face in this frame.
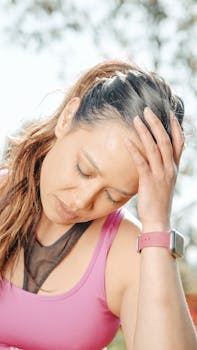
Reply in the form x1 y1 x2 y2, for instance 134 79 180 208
170 230 184 258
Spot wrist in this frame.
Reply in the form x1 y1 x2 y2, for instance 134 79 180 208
136 229 185 258
142 222 171 233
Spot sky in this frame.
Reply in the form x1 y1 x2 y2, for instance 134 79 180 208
0 46 61 150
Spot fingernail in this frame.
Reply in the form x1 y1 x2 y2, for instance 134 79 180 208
144 107 154 119
134 115 141 122
144 106 152 113
170 111 177 121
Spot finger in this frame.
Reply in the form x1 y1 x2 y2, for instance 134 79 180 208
143 107 174 169
170 111 185 166
124 138 150 178
133 115 163 173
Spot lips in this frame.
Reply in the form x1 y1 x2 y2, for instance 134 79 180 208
55 196 78 219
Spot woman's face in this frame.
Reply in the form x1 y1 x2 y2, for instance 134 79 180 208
40 118 144 226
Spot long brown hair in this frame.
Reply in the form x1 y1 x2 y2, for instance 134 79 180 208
0 59 184 285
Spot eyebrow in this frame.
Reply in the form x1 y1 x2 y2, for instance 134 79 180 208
81 150 133 197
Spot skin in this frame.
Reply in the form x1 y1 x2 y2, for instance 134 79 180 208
38 97 183 240
38 98 146 241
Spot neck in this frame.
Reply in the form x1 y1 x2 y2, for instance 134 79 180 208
35 212 74 247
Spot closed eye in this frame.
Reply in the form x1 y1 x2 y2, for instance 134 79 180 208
75 163 92 179
104 190 121 206
75 163 121 206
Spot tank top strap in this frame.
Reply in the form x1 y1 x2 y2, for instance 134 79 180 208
101 208 124 252
85 208 124 305
86 209 124 290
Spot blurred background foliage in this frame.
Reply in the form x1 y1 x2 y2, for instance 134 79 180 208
0 0 197 348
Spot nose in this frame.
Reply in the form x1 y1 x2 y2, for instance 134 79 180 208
73 183 101 211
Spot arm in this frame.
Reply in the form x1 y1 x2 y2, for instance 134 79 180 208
119 220 197 350
121 108 197 350
132 244 197 350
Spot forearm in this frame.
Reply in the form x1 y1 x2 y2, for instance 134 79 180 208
133 247 197 350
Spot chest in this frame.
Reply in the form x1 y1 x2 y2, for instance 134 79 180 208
0 279 119 350
4 217 123 318
1 216 122 349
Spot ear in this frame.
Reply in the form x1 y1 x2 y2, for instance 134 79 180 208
55 97 81 138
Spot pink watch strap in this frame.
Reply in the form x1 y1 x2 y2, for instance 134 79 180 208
138 231 171 252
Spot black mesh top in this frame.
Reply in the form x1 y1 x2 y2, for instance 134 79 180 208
23 221 93 293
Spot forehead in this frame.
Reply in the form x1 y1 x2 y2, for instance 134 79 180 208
71 121 142 190
77 120 143 157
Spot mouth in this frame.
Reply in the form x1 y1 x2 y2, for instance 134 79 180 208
55 196 78 219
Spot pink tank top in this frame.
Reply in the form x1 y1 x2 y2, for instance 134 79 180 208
0 209 124 350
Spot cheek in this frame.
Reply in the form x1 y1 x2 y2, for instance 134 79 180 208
40 142 78 194
40 146 64 190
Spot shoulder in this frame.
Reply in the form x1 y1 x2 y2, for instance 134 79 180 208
113 209 142 348
118 207 142 237
115 207 142 253
104 207 142 319
110 207 142 291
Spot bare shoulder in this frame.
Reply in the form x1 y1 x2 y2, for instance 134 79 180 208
105 207 141 319
118 207 142 240
112 208 142 290
111 209 142 349
115 208 141 257
105 207 141 290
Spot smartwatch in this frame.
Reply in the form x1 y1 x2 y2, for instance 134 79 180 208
136 229 184 259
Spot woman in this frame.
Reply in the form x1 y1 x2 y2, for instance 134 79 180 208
0 60 196 350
